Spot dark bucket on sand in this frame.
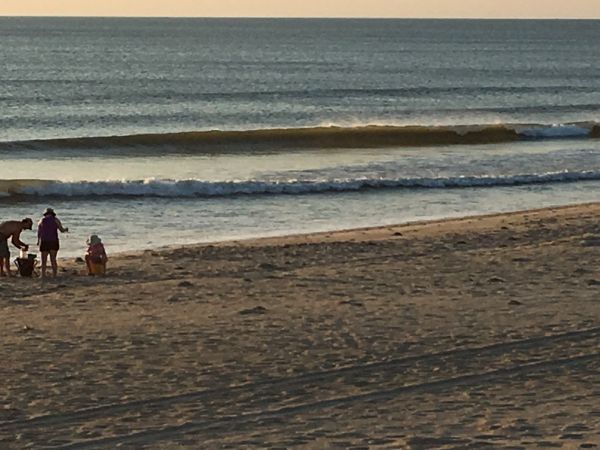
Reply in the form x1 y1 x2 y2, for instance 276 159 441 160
15 254 37 277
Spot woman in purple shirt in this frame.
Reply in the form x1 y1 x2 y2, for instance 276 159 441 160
37 208 69 278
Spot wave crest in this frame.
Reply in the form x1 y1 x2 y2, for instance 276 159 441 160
1 171 599 199
2 122 598 153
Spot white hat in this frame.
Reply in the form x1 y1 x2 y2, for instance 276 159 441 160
87 235 102 245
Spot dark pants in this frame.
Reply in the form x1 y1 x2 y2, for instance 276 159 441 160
39 240 60 252
0 234 9 259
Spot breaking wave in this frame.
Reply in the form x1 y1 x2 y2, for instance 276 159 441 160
1 171 599 199
1 122 598 153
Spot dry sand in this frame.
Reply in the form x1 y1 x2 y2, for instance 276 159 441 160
0 203 599 449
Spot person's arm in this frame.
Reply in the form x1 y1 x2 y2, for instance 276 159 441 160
56 218 69 233
37 221 42 245
11 231 27 250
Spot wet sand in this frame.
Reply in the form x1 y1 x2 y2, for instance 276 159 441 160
1 203 599 449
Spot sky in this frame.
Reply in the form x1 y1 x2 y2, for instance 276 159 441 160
1 0 599 19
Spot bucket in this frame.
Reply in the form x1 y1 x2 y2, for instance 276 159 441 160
89 260 106 276
15 257 36 277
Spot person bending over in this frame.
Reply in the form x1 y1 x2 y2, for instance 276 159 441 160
0 218 33 277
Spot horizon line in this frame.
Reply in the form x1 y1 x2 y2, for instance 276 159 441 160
1 15 600 20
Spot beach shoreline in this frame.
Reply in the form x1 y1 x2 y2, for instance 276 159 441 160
1 202 599 448
192 200 600 247
61 200 600 260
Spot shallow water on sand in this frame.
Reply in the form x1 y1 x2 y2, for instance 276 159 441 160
2 179 598 258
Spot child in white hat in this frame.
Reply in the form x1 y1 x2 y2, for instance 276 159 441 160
85 235 108 276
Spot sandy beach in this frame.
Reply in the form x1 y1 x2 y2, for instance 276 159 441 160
1 203 599 449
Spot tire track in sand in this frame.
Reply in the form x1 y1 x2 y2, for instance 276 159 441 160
50 352 600 449
1 326 599 447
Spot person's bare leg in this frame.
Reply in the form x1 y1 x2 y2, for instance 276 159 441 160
50 250 58 278
41 251 48 278
4 257 13 277
0 257 6 276
85 255 92 275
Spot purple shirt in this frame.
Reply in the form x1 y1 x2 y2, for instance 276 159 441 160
38 216 59 242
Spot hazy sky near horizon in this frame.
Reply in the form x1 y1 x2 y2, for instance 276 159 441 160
2 0 599 19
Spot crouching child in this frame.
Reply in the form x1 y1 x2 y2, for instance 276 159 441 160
85 235 108 276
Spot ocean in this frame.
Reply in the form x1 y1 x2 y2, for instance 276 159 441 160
1 18 599 257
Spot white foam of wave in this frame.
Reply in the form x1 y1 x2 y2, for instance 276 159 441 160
3 170 599 199
518 124 591 139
